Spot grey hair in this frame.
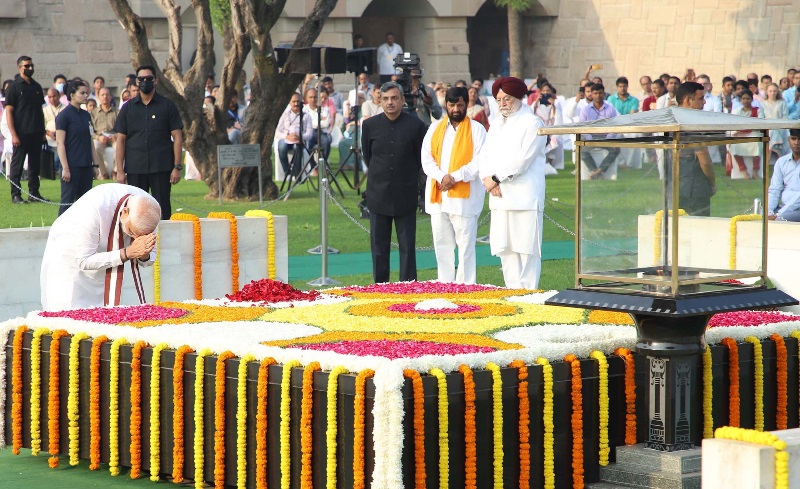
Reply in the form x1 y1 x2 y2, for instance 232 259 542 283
380 82 404 95
128 194 162 233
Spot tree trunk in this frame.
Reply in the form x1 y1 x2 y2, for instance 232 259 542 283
507 5 524 78
109 0 339 201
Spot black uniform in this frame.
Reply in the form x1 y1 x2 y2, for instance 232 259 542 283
5 74 46 202
114 92 183 219
361 111 427 283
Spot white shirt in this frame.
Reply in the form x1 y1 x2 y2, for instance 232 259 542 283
376 42 404 76
479 104 547 211
768 153 800 216
563 97 581 123
40 184 157 311
703 92 722 112
656 93 676 109
421 118 487 217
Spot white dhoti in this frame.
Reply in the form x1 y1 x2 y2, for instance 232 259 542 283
489 209 543 289
431 212 479 284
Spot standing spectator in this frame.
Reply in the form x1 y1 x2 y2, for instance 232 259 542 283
696 74 723 164
89 76 105 101
656 76 679 108
321 77 343 114
467 86 489 130
762 83 790 163
783 71 800 120
779 77 791 91
638 75 652 110
5 55 49 204
729 90 764 179
53 74 68 106
361 85 383 119
91 87 119 180
56 80 101 215
478 77 548 289
421 86 487 284
275 92 314 179
579 83 620 179
720 76 736 113
643 79 663 111
43 88 65 175
353 34 364 49
114 65 184 220
0 79 12 175
768 129 800 221
121 82 139 108
361 82 427 283
409 69 442 127
675 82 716 216
376 32 403 83
607 77 641 169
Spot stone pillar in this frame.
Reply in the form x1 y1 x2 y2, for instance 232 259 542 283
417 17 471 83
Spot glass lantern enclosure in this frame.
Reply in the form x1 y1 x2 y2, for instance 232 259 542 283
540 107 795 299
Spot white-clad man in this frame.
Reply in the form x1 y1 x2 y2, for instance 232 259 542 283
421 86 487 284
40 183 161 311
376 32 403 83
479 77 548 289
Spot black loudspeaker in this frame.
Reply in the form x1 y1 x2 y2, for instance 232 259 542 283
346 48 378 75
290 47 347 74
274 43 292 68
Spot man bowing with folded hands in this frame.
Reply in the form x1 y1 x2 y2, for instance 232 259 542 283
421 86 487 284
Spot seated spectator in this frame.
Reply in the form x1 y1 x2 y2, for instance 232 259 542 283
321 76 343 114
90 87 119 179
276 92 314 178
304 88 332 165
344 91 366 127
361 84 383 119
768 129 800 221
226 90 243 144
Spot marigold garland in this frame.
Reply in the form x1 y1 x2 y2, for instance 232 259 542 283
256 357 277 489
791 331 800 426
214 350 237 488
721 338 740 427
67 332 89 466
300 362 322 489
485 362 504 489
208 212 240 293
536 357 555 489
769 334 788 430
280 359 302 489
509 360 530 489
108 337 128 475
324 365 348 489
564 354 584 488
149 342 168 481
715 426 790 489
429 368 450 489
172 345 195 483
744 336 764 431
129 340 148 478
404 369 427 489
237 354 256 489
702 345 714 439
153 233 161 304
728 214 761 269
245 209 277 279
590 351 610 467
353 368 375 489
48 330 70 468
89 335 109 469
170 212 203 299
30 327 50 456
653 209 686 265
11 325 29 455
614 347 637 445
458 364 477 489
194 348 213 489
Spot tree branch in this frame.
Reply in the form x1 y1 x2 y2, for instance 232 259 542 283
283 0 338 74
218 0 251 112
152 0 185 92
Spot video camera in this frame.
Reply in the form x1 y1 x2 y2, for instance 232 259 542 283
393 52 424 112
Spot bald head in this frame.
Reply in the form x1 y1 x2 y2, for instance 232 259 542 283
46 88 61 107
126 195 162 236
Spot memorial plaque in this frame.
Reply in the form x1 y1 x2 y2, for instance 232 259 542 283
217 144 261 168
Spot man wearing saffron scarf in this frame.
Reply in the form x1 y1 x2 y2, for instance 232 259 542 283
479 76 548 289
421 86 487 283
40 183 161 311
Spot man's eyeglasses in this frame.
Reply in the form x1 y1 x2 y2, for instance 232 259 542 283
137 76 156 82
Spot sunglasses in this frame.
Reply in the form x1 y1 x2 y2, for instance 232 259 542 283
137 76 155 82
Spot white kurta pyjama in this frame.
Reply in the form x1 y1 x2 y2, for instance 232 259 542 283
40 183 157 311
478 104 548 289
421 118 487 284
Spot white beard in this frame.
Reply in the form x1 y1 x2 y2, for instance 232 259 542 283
499 98 522 118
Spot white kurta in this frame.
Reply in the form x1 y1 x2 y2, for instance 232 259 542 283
40 183 157 311
421 118 487 283
478 104 548 289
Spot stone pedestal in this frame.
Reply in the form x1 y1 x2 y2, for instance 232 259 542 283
589 444 701 489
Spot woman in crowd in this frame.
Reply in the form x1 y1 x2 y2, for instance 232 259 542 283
729 90 764 179
466 86 489 130
761 83 790 164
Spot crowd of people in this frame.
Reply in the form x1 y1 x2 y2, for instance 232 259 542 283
3 46 799 296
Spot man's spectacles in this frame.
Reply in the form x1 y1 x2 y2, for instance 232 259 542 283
137 76 155 82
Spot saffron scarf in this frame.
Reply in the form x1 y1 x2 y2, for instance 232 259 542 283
430 117 473 203
103 194 146 306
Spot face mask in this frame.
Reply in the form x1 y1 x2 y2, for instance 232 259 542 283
23 67 34 77
55 83 65 93
139 80 155 94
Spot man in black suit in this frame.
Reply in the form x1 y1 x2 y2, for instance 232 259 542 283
361 82 427 283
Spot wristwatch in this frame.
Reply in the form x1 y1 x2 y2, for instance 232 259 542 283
174 163 184 171
491 175 500 184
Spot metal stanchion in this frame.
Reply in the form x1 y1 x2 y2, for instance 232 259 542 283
307 158 340 287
